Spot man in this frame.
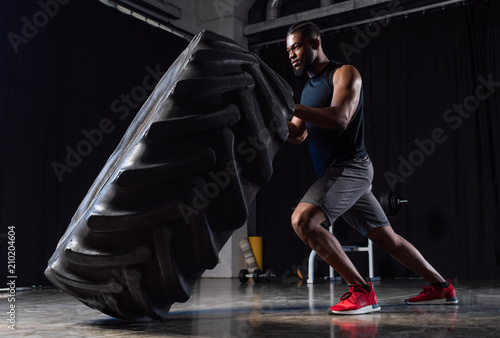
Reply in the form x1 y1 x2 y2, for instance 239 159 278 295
285 21 457 315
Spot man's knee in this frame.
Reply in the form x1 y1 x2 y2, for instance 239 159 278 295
291 211 311 240
291 203 329 242
368 227 402 251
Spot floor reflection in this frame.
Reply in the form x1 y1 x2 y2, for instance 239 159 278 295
330 313 381 338
9 278 500 337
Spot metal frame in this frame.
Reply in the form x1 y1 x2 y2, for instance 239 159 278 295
307 226 374 284
246 0 466 49
98 0 193 41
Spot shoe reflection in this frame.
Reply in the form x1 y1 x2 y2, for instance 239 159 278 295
330 314 381 338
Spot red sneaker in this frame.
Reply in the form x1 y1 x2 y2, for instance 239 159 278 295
329 282 381 315
405 280 458 305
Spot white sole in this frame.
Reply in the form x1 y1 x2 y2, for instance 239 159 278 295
329 304 381 315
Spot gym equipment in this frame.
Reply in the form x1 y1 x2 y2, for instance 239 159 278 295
376 190 408 216
44 30 294 321
297 266 307 280
306 227 374 284
239 238 259 272
238 237 275 284
239 269 276 283
248 236 263 270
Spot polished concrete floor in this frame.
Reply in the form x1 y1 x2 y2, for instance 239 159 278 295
2 278 499 337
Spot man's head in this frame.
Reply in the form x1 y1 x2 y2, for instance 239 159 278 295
286 21 322 76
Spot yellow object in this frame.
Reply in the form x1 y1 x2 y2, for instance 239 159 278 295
248 236 263 271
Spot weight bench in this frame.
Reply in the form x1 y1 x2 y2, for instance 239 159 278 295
306 224 374 284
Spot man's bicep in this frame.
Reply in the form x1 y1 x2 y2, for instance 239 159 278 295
330 65 362 123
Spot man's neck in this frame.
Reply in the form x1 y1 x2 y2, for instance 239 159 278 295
308 54 330 77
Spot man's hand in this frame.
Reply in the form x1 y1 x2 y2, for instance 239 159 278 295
287 116 308 144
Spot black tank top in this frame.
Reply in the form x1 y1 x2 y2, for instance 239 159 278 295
300 61 366 177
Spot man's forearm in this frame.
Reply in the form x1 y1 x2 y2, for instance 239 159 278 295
287 121 307 144
294 104 348 130
287 121 300 138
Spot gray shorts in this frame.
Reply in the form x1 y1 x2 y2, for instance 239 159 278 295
300 155 390 236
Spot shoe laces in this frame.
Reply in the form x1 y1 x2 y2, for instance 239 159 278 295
339 287 363 303
340 291 353 302
419 286 433 295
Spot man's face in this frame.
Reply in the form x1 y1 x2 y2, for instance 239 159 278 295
286 33 315 77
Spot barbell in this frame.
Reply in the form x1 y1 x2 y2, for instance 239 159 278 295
376 190 408 216
239 268 277 283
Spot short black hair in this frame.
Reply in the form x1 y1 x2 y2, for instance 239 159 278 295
287 20 321 41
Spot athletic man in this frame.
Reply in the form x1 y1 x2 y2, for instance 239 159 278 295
285 21 457 315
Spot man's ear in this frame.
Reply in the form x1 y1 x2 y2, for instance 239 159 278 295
311 38 321 50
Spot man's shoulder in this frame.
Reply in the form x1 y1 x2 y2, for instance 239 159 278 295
332 64 362 86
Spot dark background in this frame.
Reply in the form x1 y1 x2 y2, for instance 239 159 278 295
1 0 499 286
256 1 500 281
0 0 189 286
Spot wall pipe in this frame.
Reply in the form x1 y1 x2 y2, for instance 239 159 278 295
266 0 282 20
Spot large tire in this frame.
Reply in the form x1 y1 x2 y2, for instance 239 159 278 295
45 30 294 321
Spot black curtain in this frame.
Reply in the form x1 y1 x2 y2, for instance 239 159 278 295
0 0 188 286
257 0 500 280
